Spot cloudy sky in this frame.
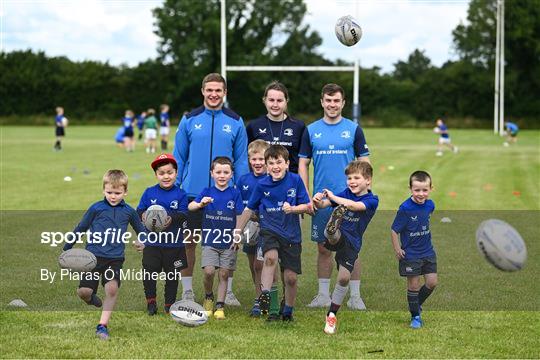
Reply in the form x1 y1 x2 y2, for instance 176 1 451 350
1 0 470 73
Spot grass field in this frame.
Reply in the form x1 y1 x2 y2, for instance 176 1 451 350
1 126 539 358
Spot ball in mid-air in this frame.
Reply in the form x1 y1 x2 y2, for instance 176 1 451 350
335 15 362 47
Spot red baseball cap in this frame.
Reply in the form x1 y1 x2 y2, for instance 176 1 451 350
151 153 178 171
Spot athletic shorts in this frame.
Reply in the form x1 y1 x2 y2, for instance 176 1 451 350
145 128 157 140
79 257 124 292
160 127 170 136
55 127 65 137
124 128 134 138
260 229 301 274
310 207 333 243
142 246 188 274
439 137 451 144
399 256 437 277
201 246 237 270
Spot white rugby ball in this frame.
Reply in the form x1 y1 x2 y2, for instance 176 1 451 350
476 219 527 272
335 15 362 47
433 127 441 134
170 300 208 327
241 220 260 245
59 248 97 272
144 205 169 232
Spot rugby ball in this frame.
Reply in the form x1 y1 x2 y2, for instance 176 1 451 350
335 15 362 47
144 205 169 232
59 248 97 272
433 127 441 134
170 300 208 327
241 220 260 245
476 219 527 272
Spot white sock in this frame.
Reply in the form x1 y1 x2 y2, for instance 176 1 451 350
182 276 193 292
227 277 234 292
349 280 361 297
331 284 349 305
319 278 331 297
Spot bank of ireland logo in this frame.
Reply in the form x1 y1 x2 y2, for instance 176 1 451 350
287 188 296 197
227 200 235 210
222 124 232 133
341 130 351 139
284 128 293 136
170 200 178 209
329 144 335 150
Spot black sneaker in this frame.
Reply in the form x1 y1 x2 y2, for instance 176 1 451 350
325 205 347 236
147 302 157 316
85 294 102 308
258 292 270 315
266 313 281 322
282 314 294 322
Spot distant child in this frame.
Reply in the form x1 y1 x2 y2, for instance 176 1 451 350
144 108 159 154
235 139 270 316
114 127 125 148
188 156 244 320
137 154 189 315
312 160 379 335
62 170 146 340
503 121 519 146
54 106 68 151
390 171 438 329
123 110 136 152
237 145 311 321
137 111 147 141
160 104 171 150
434 118 458 156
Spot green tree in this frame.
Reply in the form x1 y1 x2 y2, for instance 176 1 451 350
393 49 432 82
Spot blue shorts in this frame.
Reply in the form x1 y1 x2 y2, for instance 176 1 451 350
310 207 332 243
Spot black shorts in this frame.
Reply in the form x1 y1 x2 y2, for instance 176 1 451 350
186 197 203 232
124 128 134 138
260 229 301 274
142 246 188 274
334 238 359 273
78 257 124 292
55 127 65 137
399 256 437 277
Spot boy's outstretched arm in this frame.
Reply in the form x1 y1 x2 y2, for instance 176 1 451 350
323 189 367 212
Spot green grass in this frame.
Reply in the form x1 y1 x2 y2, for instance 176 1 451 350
1 126 539 358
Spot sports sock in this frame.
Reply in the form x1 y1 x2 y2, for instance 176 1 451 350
319 278 331 297
182 276 193 292
282 304 293 316
331 284 348 305
328 302 341 315
418 285 434 305
215 302 224 309
349 280 361 297
227 277 233 292
269 285 279 315
407 290 420 317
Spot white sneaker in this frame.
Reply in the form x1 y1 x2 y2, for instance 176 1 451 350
307 293 331 308
453 146 459 154
182 290 195 301
436 151 443 157
324 313 337 335
347 295 367 310
225 291 241 306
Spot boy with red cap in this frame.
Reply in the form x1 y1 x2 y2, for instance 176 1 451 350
137 154 189 315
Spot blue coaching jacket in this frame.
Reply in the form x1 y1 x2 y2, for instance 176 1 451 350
173 106 249 198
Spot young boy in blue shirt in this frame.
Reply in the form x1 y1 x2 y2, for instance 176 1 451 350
54 106 68 151
235 139 270 316
63 170 146 340
391 170 438 329
137 153 189 315
188 156 244 320
237 145 311 321
312 160 379 335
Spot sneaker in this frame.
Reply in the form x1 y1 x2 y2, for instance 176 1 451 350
95 324 109 340
85 294 102 308
266 313 281 322
307 293 331 308
214 308 225 320
203 298 214 316
436 151 443 157
258 292 270 314
453 146 459 154
347 295 367 310
250 301 261 317
410 315 423 329
281 314 294 322
324 313 337 334
325 205 347 237
147 302 157 316
225 291 241 306
182 290 195 301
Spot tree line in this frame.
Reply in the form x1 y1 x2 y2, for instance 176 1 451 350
1 0 537 128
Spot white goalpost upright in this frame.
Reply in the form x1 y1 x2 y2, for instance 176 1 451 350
494 0 505 135
219 0 361 123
